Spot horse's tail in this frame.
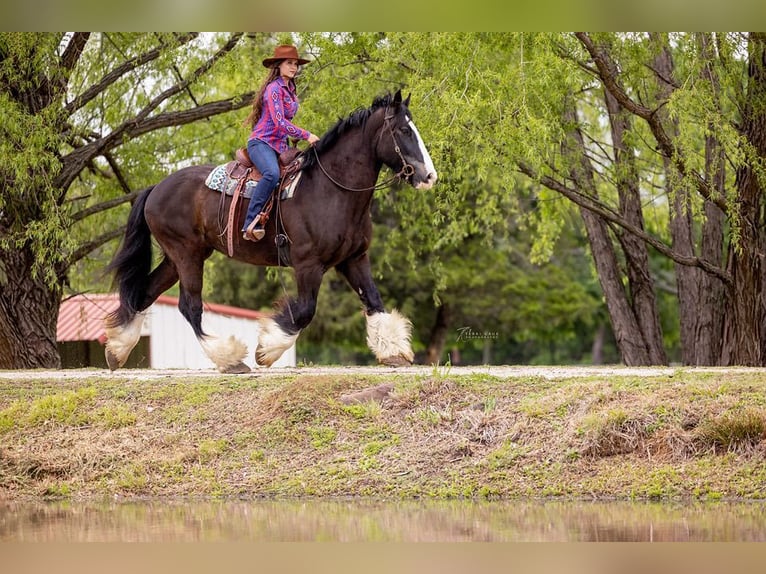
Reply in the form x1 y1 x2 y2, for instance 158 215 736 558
106 186 155 326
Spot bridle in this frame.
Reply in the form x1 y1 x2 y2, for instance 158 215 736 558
311 107 416 193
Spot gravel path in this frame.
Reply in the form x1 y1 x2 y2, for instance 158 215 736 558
2 364 761 381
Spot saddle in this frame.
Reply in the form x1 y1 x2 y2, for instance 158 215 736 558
222 147 303 257
230 147 302 180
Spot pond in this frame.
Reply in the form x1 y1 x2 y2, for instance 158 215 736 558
2 499 766 542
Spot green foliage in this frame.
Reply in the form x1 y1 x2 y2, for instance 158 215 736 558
25 387 97 426
13 32 763 368
0 386 142 432
0 34 69 283
92 405 137 429
197 438 229 462
308 426 338 449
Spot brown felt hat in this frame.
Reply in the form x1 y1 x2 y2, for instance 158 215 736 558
262 45 311 68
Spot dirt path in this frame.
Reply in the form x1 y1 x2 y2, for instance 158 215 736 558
1 364 762 381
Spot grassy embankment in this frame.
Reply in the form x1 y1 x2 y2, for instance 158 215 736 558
1 367 766 501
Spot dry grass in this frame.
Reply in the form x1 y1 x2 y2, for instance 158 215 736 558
2 370 766 500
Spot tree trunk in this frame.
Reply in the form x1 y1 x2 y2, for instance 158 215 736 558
722 33 766 366
668 176 703 365
565 100 655 366
425 303 451 365
693 33 726 366
0 246 62 369
579 208 652 365
604 88 668 365
591 323 606 365
482 339 493 365
695 177 726 366
648 36 702 366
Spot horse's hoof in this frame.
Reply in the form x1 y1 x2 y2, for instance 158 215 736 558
105 349 121 371
255 348 275 367
379 354 411 367
220 361 251 374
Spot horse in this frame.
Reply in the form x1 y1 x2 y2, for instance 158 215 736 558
103 89 437 373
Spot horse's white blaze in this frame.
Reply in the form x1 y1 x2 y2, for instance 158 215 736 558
408 118 437 189
365 310 414 363
104 311 146 367
199 333 248 372
256 317 299 367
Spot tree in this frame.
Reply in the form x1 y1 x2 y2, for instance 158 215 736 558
507 33 766 365
0 32 259 368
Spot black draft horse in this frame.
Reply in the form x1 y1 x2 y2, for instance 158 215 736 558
104 90 437 373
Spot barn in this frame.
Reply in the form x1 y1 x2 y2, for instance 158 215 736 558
56 294 295 369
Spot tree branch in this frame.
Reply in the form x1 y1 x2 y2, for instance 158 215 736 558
64 33 198 116
59 33 90 73
518 161 733 285
113 94 254 142
573 32 727 213
56 33 248 192
104 152 132 194
70 188 143 223
111 33 243 141
66 226 127 268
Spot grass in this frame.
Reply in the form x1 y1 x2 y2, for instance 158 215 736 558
2 369 766 500
696 408 766 452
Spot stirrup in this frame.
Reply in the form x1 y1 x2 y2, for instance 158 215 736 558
243 227 265 242
243 215 265 241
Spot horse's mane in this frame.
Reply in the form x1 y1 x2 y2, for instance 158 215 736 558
300 92 396 170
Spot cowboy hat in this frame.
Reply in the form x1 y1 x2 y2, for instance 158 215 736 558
262 45 311 68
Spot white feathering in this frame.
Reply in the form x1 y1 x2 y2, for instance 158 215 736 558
200 334 248 372
104 312 146 368
255 317 299 367
365 310 414 363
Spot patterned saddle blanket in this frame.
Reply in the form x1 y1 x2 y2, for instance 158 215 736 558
204 148 303 200
205 162 258 198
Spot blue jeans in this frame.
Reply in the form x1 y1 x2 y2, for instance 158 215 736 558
242 138 280 231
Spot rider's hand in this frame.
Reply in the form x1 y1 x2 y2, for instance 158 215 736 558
307 133 320 145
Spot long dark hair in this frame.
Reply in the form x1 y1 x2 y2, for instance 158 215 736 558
243 66 281 129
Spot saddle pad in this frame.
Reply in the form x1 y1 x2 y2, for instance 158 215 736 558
205 163 301 200
280 171 302 200
205 164 257 199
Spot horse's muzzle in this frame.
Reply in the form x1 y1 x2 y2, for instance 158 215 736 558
414 169 437 190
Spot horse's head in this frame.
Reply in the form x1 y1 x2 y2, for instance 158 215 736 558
379 90 438 190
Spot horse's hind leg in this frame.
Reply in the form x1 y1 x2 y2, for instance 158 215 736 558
174 252 250 374
105 257 178 370
336 254 414 366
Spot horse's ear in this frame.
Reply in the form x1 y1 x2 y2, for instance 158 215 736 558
393 89 402 105
403 93 411 107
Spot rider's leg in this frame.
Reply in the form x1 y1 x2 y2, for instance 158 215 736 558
242 138 279 239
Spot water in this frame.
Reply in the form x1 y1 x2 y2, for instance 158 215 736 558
2 499 766 542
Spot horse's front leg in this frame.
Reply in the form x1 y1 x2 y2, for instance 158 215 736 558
255 262 323 367
336 254 414 367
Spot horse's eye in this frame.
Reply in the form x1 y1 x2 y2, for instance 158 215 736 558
400 126 411 135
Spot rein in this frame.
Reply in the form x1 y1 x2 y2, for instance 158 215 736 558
311 108 415 193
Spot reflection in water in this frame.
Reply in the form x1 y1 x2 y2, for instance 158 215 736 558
1 499 765 542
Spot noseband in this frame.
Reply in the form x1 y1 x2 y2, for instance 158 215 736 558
312 107 415 193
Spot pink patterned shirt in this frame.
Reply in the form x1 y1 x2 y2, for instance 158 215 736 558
249 77 310 153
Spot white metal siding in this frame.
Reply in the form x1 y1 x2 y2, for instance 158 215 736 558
147 303 295 369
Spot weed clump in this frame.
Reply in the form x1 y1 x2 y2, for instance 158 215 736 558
577 408 655 457
696 409 766 453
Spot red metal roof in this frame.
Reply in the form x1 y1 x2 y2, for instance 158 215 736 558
57 294 263 342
